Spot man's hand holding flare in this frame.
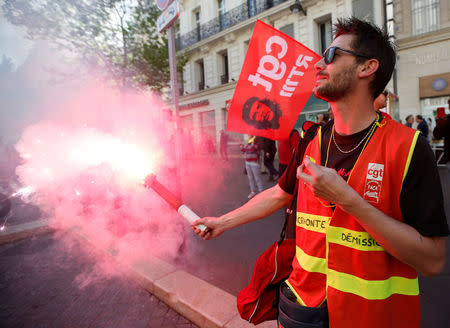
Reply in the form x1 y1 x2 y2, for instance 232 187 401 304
297 157 360 208
191 217 226 240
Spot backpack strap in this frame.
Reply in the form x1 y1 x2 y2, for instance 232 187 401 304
279 123 320 243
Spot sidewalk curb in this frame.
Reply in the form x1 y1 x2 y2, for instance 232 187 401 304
0 219 54 246
0 221 276 328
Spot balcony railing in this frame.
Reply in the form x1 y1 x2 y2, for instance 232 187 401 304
176 0 287 50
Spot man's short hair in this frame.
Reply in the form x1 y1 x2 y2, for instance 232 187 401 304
334 17 396 99
416 115 423 120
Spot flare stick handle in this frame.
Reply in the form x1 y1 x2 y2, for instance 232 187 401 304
144 174 206 232
177 205 207 231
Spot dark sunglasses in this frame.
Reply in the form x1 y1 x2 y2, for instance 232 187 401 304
322 46 371 64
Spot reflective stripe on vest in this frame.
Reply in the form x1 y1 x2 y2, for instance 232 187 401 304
297 212 330 233
327 268 419 300
295 212 329 273
327 226 384 251
296 246 327 274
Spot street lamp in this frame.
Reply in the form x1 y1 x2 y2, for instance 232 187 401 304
290 0 307 15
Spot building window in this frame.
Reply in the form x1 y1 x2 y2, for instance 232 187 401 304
318 19 332 54
193 9 201 41
218 50 229 85
195 59 205 91
181 114 193 131
385 0 395 40
222 107 228 130
412 0 440 35
177 70 184 96
174 22 181 51
201 111 216 130
248 0 257 17
244 40 250 56
280 24 294 38
174 22 180 38
218 0 226 30
352 0 374 23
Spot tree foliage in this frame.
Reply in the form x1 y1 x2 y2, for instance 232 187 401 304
2 0 187 92
126 1 188 92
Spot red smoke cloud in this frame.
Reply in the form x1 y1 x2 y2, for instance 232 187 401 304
14 81 190 268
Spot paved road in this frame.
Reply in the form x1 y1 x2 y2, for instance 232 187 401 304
0 232 198 328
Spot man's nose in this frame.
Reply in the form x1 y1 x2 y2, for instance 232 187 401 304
314 57 326 71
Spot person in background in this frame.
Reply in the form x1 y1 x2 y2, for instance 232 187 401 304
374 89 393 120
416 114 429 140
328 107 334 120
317 113 324 124
317 113 330 126
258 137 279 181
240 136 263 199
219 130 229 161
427 117 435 133
405 114 414 128
205 134 216 153
193 17 448 328
278 129 301 177
374 89 388 112
433 100 450 171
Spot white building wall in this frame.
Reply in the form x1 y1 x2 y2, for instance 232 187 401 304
397 40 450 120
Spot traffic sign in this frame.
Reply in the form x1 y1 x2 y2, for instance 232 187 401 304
157 1 179 33
156 0 173 11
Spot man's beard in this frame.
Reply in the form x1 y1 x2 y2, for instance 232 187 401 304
314 64 357 102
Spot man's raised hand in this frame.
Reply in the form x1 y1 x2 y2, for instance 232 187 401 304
297 157 359 207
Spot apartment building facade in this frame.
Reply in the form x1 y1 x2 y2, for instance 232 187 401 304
394 0 450 124
174 0 391 145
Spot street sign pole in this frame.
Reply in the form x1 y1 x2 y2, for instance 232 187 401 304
167 25 183 199
157 1 183 198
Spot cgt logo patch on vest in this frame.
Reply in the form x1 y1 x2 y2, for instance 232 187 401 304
364 163 384 203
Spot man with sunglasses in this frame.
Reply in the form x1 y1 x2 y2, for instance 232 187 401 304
192 17 448 328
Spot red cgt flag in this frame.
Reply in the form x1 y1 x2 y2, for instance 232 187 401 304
227 20 321 140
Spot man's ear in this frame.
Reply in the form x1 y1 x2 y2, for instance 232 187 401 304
359 59 379 78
